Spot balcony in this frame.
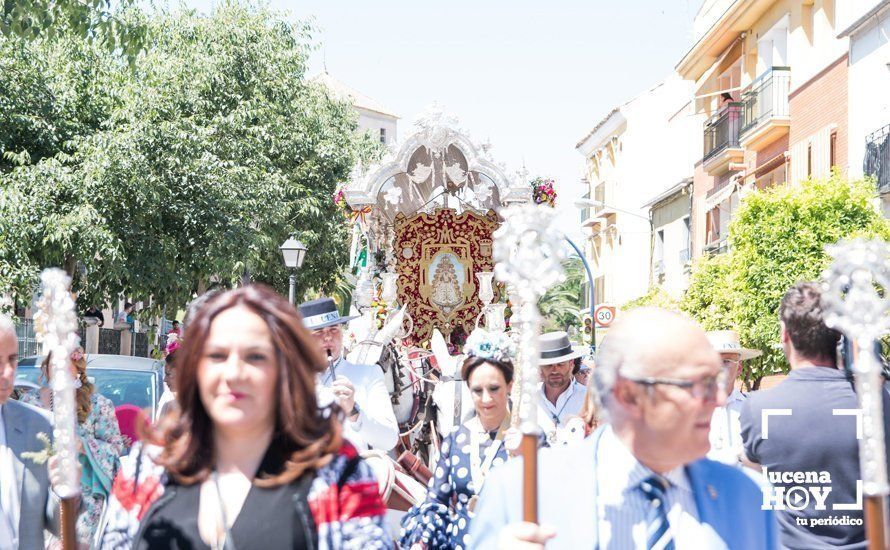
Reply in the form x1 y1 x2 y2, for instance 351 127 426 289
702 102 744 175
739 67 791 151
865 123 890 194
703 239 729 256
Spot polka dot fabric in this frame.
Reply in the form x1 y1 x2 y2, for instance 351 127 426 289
399 424 508 549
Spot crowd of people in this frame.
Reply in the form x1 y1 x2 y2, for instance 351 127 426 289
0 279 885 549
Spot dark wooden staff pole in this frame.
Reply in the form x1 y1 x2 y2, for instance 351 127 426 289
851 342 889 550
60 496 78 550
521 433 538 522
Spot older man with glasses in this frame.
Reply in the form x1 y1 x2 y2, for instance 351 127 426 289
705 330 762 465
470 307 778 550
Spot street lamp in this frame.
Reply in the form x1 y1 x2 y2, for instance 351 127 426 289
573 198 654 225
280 236 308 305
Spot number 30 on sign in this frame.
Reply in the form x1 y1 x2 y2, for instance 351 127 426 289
594 305 615 328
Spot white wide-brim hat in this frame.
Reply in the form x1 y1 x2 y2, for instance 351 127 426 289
706 330 762 360
539 331 585 365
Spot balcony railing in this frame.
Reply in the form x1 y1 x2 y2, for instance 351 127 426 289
703 103 742 161
865 123 890 193
740 67 791 136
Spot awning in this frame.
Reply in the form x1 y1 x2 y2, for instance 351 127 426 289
694 36 744 110
705 181 737 210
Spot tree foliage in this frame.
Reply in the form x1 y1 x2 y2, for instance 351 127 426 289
682 174 890 385
0 2 378 314
1 0 145 62
622 285 680 312
539 258 584 333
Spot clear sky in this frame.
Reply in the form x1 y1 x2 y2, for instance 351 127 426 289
180 0 702 239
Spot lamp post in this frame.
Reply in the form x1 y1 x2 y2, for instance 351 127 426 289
279 236 308 305
573 198 656 352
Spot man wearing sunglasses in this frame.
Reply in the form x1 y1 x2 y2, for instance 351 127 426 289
471 307 778 549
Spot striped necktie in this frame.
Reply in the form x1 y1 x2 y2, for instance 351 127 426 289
639 474 675 550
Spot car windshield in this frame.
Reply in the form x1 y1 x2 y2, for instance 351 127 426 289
15 367 156 411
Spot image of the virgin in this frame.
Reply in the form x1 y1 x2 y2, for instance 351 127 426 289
428 252 465 312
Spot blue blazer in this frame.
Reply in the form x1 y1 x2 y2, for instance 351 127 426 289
469 427 778 549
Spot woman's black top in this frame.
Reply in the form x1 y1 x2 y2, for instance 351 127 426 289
136 445 314 550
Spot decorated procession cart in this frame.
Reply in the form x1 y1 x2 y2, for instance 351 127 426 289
336 106 546 509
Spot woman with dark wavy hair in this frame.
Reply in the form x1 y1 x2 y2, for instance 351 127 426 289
97 285 391 550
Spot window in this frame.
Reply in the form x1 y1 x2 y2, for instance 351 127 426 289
681 217 691 262
706 207 721 245
807 143 813 177
655 230 665 264
379 128 387 144
830 131 837 169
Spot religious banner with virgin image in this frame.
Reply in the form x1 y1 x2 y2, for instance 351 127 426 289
394 208 501 346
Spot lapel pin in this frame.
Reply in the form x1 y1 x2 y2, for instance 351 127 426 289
707 484 718 499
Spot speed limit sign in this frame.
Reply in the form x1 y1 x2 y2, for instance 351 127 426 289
594 305 616 328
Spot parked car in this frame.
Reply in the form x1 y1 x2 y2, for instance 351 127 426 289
15 354 165 420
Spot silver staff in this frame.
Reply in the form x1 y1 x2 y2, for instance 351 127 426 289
493 204 566 522
33 269 81 550
821 239 890 550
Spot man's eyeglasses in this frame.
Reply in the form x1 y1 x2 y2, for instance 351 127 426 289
622 372 726 401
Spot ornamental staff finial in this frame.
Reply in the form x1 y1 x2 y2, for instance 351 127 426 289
33 268 81 550
493 204 566 523
821 239 890 550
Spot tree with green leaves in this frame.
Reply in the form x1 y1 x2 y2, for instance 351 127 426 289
681 173 890 388
1 0 145 62
0 2 379 315
622 285 680 312
539 258 584 333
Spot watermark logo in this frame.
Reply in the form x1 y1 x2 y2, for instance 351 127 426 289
760 408 864 527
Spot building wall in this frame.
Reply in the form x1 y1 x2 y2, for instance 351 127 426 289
691 161 715 258
788 54 849 182
357 109 398 146
578 75 698 306
684 0 849 257
652 190 693 297
846 5 890 182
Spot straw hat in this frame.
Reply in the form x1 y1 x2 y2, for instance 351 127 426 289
706 330 762 360
539 331 585 366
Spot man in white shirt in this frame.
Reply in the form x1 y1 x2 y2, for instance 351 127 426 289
706 330 761 465
299 297 398 452
471 308 778 549
0 314 62 549
537 331 586 446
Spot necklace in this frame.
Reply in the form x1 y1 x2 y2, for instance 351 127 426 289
543 384 575 444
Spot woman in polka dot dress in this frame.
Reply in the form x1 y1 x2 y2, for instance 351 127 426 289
399 329 518 550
